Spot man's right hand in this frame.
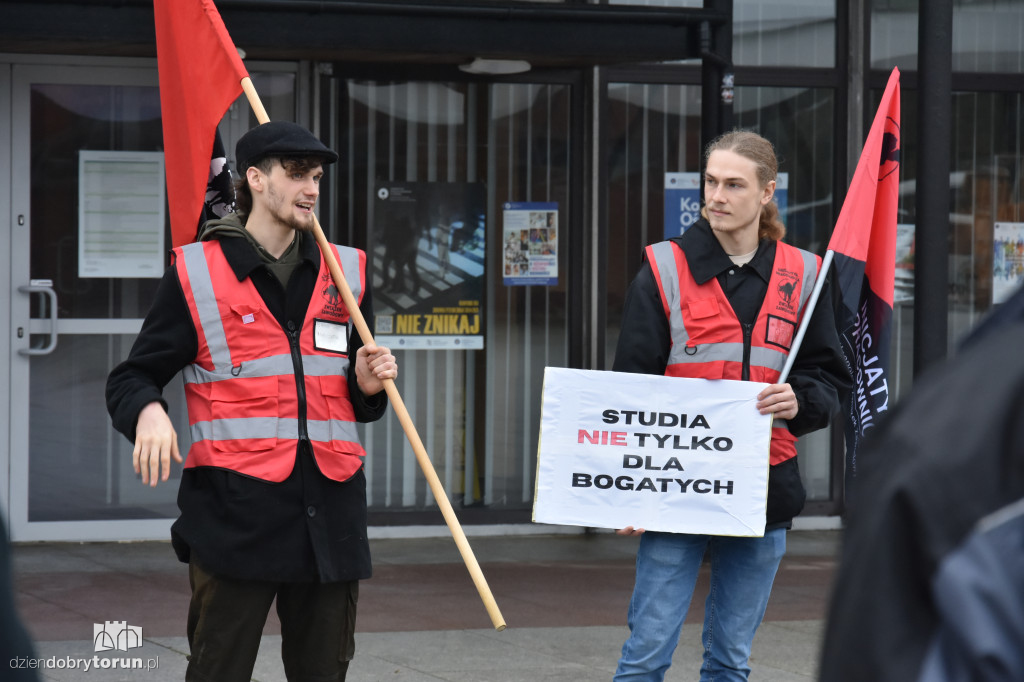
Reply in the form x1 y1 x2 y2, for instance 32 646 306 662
616 526 646 537
133 402 182 487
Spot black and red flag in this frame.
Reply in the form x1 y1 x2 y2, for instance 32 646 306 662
777 67 899 494
828 67 901 482
153 0 248 247
196 129 236 241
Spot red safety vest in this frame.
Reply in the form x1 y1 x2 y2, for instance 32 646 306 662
173 239 367 482
645 239 820 465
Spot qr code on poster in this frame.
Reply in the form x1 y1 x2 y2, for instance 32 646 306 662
375 316 394 334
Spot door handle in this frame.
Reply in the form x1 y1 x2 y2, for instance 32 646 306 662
18 279 58 356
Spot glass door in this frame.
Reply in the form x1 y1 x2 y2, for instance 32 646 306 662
8 63 185 541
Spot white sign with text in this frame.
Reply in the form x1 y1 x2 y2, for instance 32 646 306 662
533 368 773 537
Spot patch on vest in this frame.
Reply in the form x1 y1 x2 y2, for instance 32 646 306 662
773 267 801 315
765 315 796 350
318 271 350 321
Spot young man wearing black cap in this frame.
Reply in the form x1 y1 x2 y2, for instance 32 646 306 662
106 121 397 682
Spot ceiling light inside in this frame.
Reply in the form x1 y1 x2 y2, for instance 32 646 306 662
458 58 532 75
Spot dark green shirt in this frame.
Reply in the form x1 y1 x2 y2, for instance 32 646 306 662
198 212 303 288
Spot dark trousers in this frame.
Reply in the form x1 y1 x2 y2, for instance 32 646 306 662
185 559 358 682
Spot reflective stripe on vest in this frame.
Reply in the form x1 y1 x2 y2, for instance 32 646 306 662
176 240 367 482
648 241 818 373
189 416 361 445
645 239 819 465
181 353 356 384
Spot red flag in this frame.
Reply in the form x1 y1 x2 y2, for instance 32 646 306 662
154 0 248 247
829 67 900 482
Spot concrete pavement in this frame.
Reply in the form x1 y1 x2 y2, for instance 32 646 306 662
11 525 840 681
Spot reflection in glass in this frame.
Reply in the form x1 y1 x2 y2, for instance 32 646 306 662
28 336 188 522
733 86 836 254
30 84 164 319
605 82 702 370
735 0 836 68
948 91 1024 335
28 83 181 522
872 86 1024 398
872 0 1024 73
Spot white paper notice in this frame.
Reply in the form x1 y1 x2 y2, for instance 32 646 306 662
533 368 773 537
78 150 166 278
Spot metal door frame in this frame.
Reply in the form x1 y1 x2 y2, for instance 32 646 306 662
1 62 12 522
8 59 171 541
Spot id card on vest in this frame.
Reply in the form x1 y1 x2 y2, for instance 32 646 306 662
533 368 772 537
314 318 349 354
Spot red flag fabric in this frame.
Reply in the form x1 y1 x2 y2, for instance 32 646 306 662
829 67 900 482
829 67 901 306
154 0 248 247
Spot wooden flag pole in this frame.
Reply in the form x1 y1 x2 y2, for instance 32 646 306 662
239 77 506 632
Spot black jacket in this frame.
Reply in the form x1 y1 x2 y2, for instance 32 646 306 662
0 514 39 681
820 313 1024 681
613 219 851 528
106 229 387 582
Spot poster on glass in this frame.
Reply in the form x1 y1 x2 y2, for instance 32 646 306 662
372 182 486 349
502 202 558 286
664 172 787 240
993 222 1024 305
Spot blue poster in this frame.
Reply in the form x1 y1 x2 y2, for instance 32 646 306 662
663 172 789 241
663 172 701 240
775 172 789 225
503 202 558 286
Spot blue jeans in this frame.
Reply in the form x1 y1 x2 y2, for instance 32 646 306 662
614 529 787 682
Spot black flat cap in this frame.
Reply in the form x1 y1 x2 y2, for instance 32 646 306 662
235 121 339 171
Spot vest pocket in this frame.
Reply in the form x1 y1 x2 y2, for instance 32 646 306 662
687 297 720 319
222 303 274 360
208 376 280 451
317 374 358 446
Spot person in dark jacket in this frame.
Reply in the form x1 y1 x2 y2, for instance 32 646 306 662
1 513 39 682
613 130 851 682
106 121 397 682
819 284 1024 682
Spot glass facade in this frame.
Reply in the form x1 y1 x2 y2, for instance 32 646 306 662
950 91 1024 330
735 1 836 67
609 0 836 67
5 0 1024 537
870 0 1024 392
333 80 572 515
873 0 1024 72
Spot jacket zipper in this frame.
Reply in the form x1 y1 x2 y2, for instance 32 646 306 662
741 322 753 382
286 320 309 441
